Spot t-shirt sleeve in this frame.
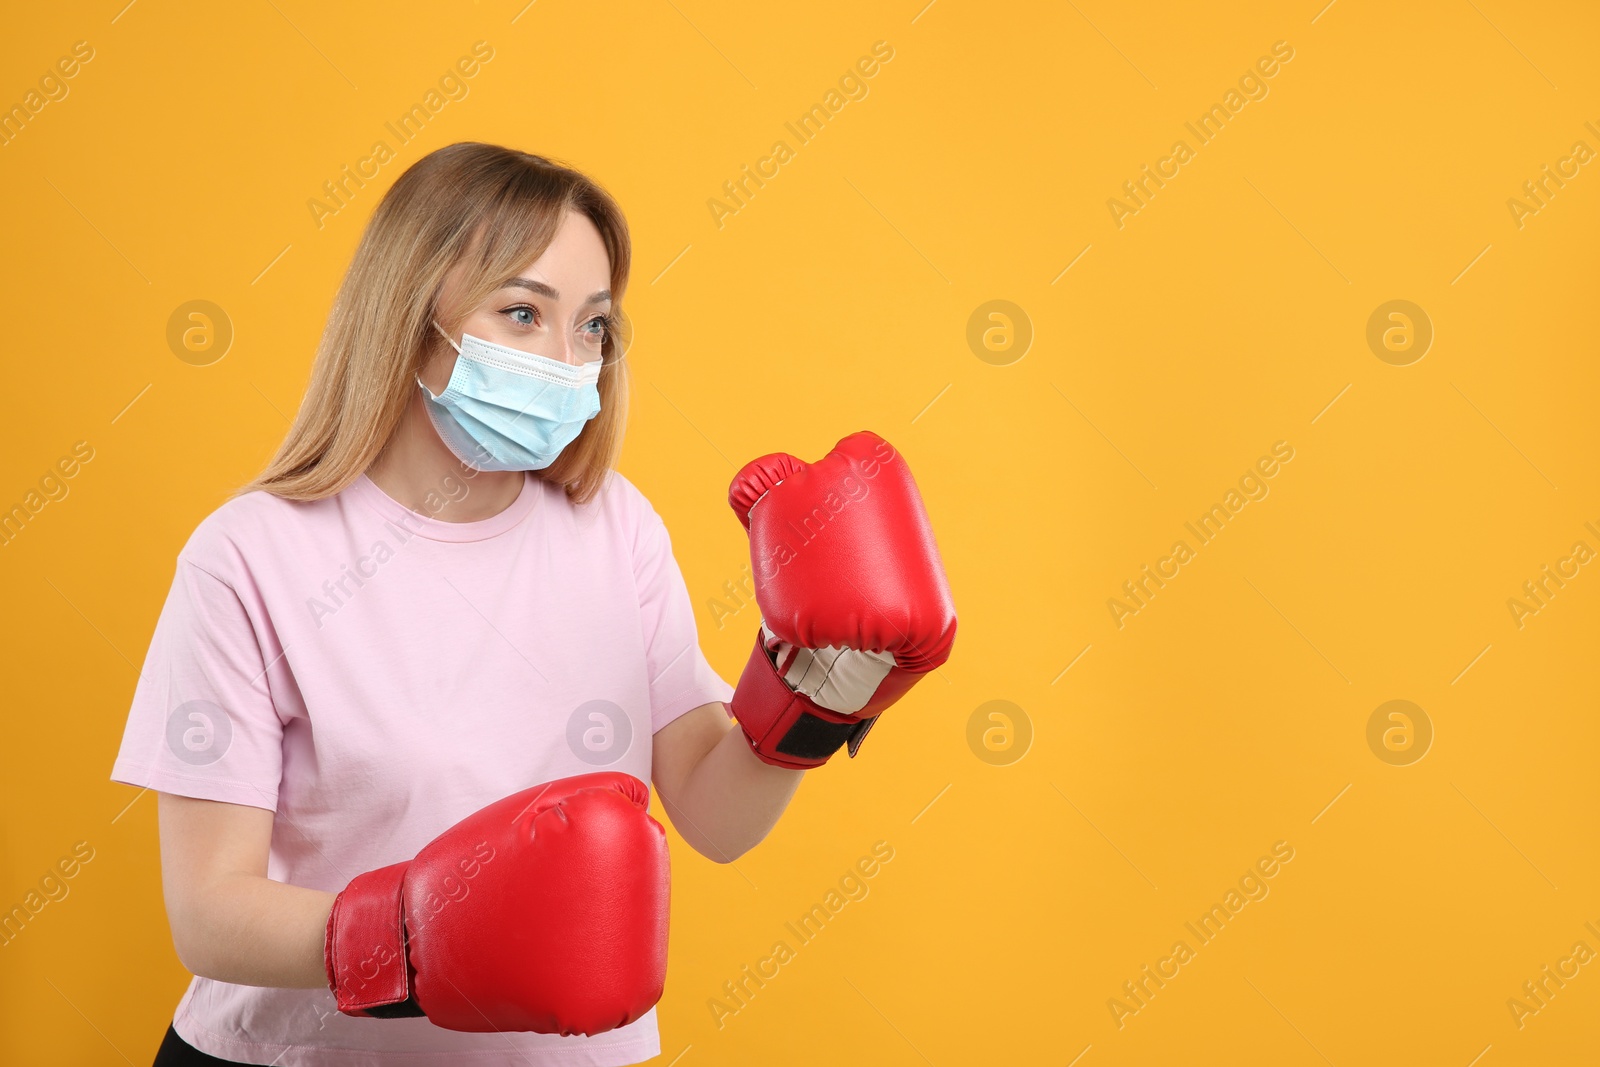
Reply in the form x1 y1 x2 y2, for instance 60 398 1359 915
109 557 287 811
634 508 734 733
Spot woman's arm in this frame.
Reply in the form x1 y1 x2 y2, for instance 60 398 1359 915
652 702 803 864
157 792 335 988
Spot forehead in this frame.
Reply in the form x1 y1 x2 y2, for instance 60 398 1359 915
441 210 612 311
506 210 609 284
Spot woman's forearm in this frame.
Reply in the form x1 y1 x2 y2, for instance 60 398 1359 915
172 874 335 989
661 719 804 863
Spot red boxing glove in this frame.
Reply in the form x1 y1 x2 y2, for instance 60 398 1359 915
727 431 957 768
324 772 668 1036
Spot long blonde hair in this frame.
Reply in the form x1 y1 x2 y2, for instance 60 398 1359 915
238 142 632 506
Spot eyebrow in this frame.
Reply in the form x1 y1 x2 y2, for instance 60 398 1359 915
501 278 612 306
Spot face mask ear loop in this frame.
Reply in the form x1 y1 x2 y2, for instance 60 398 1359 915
430 320 462 354
422 320 464 397
418 321 463 401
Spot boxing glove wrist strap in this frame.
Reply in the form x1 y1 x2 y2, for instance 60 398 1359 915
729 631 878 769
325 861 425 1018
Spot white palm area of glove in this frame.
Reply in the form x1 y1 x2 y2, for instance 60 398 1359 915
759 619 897 715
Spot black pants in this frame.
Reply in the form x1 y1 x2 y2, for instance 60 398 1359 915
152 1024 248 1066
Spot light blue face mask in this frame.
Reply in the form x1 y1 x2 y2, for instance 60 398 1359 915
417 321 603 472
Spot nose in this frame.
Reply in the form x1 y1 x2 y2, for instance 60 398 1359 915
545 330 601 368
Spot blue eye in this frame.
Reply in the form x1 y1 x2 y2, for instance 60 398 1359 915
504 305 538 327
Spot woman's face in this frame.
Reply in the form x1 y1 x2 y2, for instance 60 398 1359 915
426 209 615 390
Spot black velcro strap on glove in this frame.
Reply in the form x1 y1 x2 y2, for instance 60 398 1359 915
775 714 876 762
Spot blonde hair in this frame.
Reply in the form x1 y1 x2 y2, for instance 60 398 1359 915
237 142 632 506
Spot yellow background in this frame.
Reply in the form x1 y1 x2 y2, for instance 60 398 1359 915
3 1 1598 1063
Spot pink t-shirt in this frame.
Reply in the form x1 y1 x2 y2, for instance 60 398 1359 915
110 467 733 1067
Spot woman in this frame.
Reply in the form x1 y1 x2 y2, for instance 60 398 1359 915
110 143 806 1066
